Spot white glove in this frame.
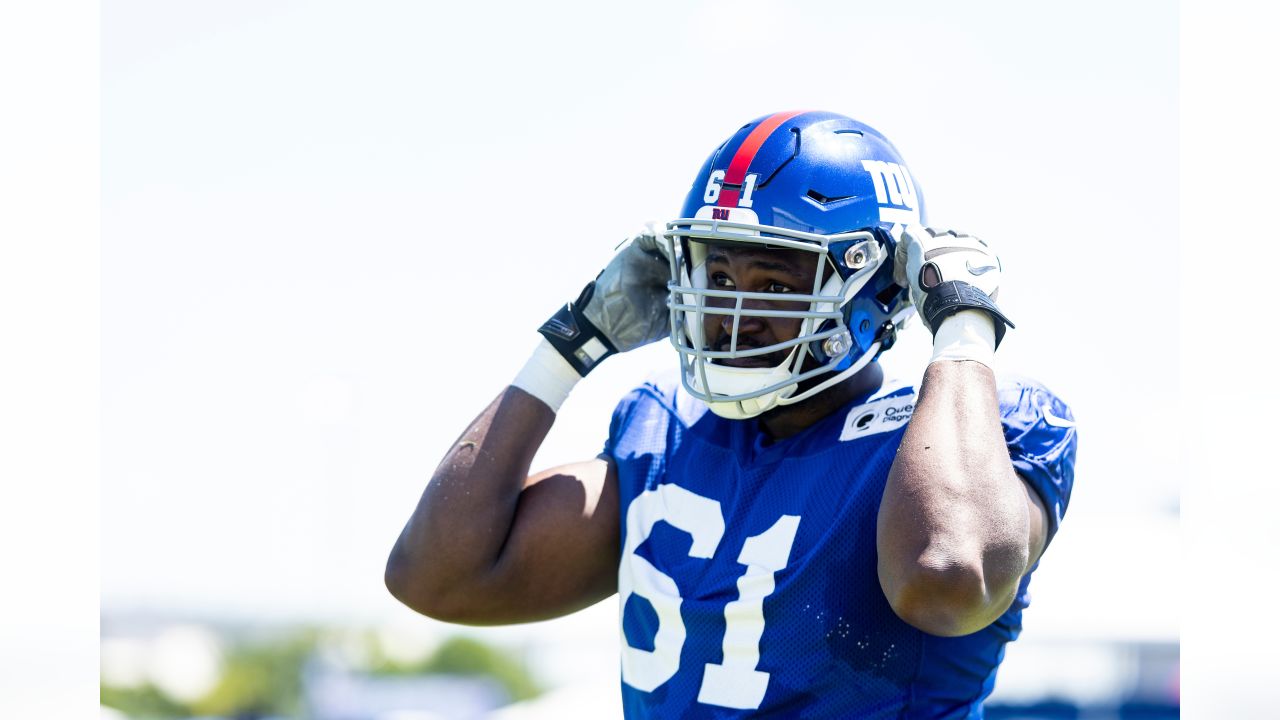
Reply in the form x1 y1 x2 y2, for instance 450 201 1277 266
894 225 1014 366
894 225 1013 339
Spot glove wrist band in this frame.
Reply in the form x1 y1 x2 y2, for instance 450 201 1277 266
511 338 583 413
537 281 619 376
919 280 1014 348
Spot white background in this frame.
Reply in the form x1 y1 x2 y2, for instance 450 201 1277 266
1 0 1276 717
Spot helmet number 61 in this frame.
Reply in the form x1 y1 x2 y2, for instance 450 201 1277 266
702 171 760 208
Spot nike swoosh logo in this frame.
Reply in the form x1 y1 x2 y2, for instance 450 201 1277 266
967 260 998 276
1042 405 1075 428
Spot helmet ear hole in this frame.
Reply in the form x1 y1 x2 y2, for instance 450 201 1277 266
875 281 905 310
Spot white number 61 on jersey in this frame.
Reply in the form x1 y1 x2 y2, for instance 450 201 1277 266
619 483 800 710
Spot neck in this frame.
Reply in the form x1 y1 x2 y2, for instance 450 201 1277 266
758 362 884 440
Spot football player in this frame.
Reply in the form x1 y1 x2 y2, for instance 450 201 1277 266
385 111 1076 718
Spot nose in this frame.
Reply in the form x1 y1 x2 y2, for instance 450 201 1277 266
721 308 766 336
715 303 768 352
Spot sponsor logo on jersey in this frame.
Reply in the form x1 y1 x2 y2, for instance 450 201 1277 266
860 160 920 226
838 392 917 441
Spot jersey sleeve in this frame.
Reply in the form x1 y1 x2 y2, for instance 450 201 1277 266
602 373 682 460
998 377 1078 548
603 386 645 459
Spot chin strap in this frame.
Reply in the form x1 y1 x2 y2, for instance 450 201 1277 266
775 340 881 408
702 339 885 419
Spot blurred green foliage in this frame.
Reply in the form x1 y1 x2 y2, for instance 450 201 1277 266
100 683 189 719
190 628 318 717
371 635 542 702
101 627 541 719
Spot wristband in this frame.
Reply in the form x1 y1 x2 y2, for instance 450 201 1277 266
537 281 619 376
918 280 1014 349
930 310 997 369
511 338 583 413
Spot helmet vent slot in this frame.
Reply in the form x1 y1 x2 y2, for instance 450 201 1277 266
874 281 902 309
806 189 857 205
755 128 802 190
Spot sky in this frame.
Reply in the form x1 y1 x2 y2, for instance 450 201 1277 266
22 1 1280 717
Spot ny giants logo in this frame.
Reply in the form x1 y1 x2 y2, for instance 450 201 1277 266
860 160 920 225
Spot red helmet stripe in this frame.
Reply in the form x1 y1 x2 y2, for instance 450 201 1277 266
717 110 808 207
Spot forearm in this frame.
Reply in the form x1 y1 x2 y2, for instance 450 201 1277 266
386 386 555 614
877 360 1030 635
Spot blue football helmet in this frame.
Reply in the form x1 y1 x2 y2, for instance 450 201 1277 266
664 111 927 419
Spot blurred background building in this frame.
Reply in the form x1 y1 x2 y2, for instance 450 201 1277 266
100 614 1177 719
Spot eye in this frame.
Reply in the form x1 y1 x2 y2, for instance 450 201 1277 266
766 280 794 293
711 272 736 289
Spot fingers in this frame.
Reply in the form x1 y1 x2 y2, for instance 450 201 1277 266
628 220 663 251
893 238 909 288
906 226 988 252
894 223 1002 299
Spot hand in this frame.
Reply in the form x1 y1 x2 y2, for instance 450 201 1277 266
894 225 1014 347
538 222 674 375
583 222 673 352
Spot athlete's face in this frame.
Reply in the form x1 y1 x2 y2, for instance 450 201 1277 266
700 243 821 368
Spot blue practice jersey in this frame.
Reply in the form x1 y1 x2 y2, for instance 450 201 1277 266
604 371 1077 719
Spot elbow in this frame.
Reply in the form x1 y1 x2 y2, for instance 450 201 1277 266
880 550 1023 637
881 561 989 637
384 545 453 621
384 547 414 606
384 545 490 624
384 545 427 612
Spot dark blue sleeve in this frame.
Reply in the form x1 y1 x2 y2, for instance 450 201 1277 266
998 376 1078 548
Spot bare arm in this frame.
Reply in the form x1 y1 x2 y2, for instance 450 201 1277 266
385 386 619 625
877 360 1047 637
385 226 670 624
